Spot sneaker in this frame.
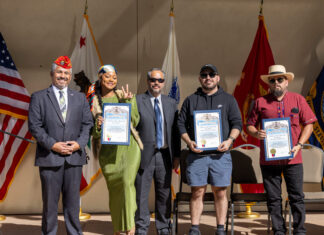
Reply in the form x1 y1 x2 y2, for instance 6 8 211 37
215 229 226 235
158 228 170 235
188 227 201 235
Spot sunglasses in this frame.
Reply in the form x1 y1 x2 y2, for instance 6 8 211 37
148 78 165 83
200 72 217 79
269 77 286 84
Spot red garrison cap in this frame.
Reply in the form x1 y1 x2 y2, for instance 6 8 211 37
54 56 72 69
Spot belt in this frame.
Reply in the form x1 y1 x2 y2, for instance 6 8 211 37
154 147 169 153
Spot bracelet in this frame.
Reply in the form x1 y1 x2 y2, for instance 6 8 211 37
297 142 303 148
228 136 235 142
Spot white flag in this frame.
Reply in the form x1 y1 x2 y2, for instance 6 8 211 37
162 12 181 104
162 12 181 199
70 14 102 194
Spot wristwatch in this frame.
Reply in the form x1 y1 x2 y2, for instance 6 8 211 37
297 142 303 148
228 136 236 142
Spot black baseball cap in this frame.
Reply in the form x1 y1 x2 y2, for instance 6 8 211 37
200 64 218 74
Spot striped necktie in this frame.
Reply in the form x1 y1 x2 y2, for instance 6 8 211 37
59 90 67 121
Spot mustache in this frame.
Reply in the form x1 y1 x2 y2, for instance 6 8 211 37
57 77 69 81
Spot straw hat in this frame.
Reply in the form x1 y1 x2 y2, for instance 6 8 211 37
261 65 294 84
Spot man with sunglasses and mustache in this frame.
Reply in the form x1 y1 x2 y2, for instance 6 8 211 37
247 65 317 235
178 64 242 235
135 68 180 235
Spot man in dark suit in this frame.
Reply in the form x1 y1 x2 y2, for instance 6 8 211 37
135 68 180 235
28 56 93 235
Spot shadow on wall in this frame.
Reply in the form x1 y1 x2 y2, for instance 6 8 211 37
68 16 78 56
137 37 150 94
301 36 324 96
96 1 167 70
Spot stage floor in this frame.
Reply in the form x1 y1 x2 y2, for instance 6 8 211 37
0 212 323 234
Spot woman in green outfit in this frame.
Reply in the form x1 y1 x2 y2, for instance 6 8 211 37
90 65 143 235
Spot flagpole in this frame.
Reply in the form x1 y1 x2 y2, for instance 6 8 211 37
84 0 88 15
78 0 91 222
0 129 35 144
237 0 265 220
259 0 264 16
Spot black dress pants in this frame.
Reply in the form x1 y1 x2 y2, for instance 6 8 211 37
261 164 306 235
135 149 172 235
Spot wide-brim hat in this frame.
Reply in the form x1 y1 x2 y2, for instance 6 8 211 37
261 65 294 84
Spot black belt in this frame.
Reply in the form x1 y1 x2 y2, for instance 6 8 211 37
154 147 169 154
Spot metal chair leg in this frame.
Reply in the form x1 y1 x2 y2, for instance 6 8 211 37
267 213 271 234
225 201 230 232
172 199 177 235
175 199 179 234
231 203 234 235
284 200 289 223
289 207 292 235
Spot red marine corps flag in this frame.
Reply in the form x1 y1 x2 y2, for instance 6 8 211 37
232 15 275 193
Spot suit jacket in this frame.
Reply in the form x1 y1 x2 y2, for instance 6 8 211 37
136 91 180 169
28 86 93 167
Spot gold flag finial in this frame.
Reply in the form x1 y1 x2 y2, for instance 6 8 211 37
259 0 264 16
84 0 88 15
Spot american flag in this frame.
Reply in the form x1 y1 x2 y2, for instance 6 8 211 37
0 32 32 201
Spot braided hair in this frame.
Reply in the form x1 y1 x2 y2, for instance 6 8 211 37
94 79 103 109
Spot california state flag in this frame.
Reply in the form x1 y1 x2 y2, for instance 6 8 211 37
70 14 103 194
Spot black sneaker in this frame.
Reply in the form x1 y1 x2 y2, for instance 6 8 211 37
188 227 201 235
215 229 226 235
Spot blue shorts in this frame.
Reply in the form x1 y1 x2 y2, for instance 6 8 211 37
186 152 232 187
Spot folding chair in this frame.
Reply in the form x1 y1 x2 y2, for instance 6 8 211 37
226 144 270 235
172 149 215 235
285 144 324 235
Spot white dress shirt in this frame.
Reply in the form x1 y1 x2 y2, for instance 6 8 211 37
52 85 68 111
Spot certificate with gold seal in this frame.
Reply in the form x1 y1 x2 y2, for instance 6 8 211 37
194 110 222 150
101 103 131 145
262 117 293 161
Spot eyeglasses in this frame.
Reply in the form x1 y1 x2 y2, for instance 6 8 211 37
200 72 217 79
148 78 165 83
269 77 286 84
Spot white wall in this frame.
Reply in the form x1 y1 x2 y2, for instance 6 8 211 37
1 0 324 213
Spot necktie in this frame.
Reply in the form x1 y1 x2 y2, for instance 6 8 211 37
59 90 67 121
154 98 163 149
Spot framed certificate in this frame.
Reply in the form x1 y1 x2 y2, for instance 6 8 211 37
101 103 131 145
262 117 293 161
193 110 222 150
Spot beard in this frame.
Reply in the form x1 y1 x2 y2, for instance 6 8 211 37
149 85 162 96
202 83 217 91
272 88 285 97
